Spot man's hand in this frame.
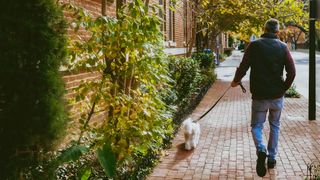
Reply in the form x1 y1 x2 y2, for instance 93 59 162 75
231 81 239 87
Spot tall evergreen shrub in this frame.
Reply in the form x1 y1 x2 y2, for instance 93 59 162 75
0 0 67 177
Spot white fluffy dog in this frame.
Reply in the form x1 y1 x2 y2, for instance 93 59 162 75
182 118 201 150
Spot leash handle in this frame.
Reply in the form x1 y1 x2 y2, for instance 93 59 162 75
239 82 246 93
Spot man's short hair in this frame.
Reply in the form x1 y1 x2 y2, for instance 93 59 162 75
264 18 280 33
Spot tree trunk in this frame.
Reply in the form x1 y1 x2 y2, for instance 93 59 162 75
116 0 126 15
294 30 303 50
144 0 149 7
187 25 196 57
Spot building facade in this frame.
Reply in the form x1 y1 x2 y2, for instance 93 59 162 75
61 0 193 55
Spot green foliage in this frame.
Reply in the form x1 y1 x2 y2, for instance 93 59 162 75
236 0 307 41
195 0 307 43
97 142 116 178
166 56 200 104
219 53 228 62
55 0 173 178
0 0 67 178
238 41 245 50
116 148 162 179
80 169 92 180
165 56 216 125
224 48 233 57
285 84 301 98
192 52 215 69
23 0 216 178
316 28 320 51
56 145 90 163
228 36 235 47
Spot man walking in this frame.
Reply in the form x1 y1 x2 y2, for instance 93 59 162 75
231 18 296 177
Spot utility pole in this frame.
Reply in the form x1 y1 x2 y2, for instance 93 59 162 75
309 0 319 120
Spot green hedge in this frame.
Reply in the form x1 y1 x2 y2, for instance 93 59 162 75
164 56 216 126
285 84 301 98
192 52 215 69
0 0 68 178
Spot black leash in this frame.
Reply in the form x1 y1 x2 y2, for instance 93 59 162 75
239 83 246 93
194 82 246 122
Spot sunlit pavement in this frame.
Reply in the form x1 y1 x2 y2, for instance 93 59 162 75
148 51 320 179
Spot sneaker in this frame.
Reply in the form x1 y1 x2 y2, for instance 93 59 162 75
256 151 267 177
267 159 277 169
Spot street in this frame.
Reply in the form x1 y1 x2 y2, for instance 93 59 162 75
216 50 320 104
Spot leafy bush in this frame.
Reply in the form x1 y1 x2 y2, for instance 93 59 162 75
285 84 301 98
165 56 216 125
228 36 235 48
32 1 174 179
166 56 201 105
238 41 245 50
218 53 228 62
23 1 216 179
0 0 67 178
192 52 215 69
224 48 233 57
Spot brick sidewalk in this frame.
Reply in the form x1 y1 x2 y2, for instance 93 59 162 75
148 80 320 180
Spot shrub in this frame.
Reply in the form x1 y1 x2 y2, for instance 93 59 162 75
0 0 67 178
228 36 235 48
34 1 174 179
285 84 301 98
165 56 216 125
238 41 245 50
192 52 215 69
166 56 200 105
23 1 216 178
224 48 233 57
218 53 228 62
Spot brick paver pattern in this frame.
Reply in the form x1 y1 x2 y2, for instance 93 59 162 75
148 80 320 180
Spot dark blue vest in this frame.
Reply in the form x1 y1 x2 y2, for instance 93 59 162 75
249 33 287 99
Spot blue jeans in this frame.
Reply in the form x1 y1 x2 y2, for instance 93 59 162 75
251 97 284 161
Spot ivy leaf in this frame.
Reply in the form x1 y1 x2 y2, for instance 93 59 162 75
80 168 91 180
57 145 89 163
135 143 149 155
96 142 116 178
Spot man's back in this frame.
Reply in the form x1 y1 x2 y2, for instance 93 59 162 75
248 33 288 99
232 32 295 100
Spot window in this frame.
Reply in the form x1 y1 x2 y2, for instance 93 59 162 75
168 1 175 41
183 0 187 43
159 0 165 32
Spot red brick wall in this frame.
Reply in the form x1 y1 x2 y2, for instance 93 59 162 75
60 0 115 119
62 0 192 47
173 1 185 48
61 0 116 17
150 0 192 48
62 70 102 120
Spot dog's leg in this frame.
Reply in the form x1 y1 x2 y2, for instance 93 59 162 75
190 132 197 149
192 125 201 148
184 133 192 150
